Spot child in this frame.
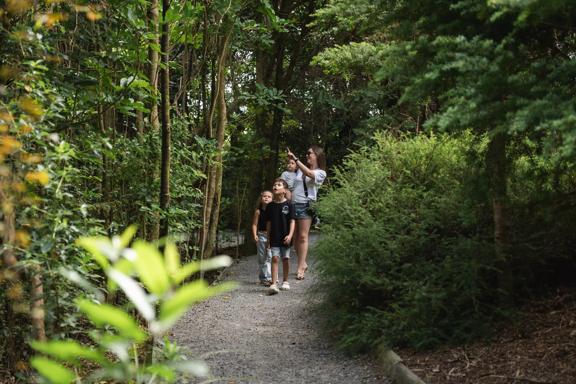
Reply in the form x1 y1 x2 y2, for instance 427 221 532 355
264 178 295 294
280 158 298 201
251 190 273 286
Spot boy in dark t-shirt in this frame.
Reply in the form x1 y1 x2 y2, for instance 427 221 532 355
264 178 295 295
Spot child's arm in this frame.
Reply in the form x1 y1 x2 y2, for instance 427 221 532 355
266 221 272 249
251 209 259 242
284 219 295 245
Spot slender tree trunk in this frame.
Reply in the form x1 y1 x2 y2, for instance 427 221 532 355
99 106 113 234
30 266 46 342
145 0 161 240
148 0 160 132
0 191 27 370
205 29 231 257
159 0 171 238
202 29 232 261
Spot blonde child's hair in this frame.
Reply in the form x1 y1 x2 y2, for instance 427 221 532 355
256 190 272 210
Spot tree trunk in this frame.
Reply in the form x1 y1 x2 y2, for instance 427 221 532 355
0 192 28 371
202 29 232 262
148 0 160 132
99 105 114 234
30 266 46 342
159 0 171 238
487 131 513 303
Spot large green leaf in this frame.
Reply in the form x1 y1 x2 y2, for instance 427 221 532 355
159 281 236 329
76 236 115 268
172 360 210 378
164 240 180 276
30 357 75 384
119 224 138 248
107 257 135 293
31 340 106 365
146 364 176 382
77 299 147 342
108 268 155 321
132 241 170 295
172 255 233 284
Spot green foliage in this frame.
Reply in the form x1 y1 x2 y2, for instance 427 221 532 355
314 133 576 351
32 227 235 383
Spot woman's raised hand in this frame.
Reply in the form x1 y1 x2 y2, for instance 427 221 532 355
287 148 296 161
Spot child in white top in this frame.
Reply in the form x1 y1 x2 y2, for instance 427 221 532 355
280 158 297 201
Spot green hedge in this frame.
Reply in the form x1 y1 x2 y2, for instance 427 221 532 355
313 132 576 351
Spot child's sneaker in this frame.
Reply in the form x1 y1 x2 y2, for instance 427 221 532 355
280 281 290 290
267 284 279 295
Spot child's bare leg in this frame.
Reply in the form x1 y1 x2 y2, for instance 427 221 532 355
282 257 290 282
271 256 279 285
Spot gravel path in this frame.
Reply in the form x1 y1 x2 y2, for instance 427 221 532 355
173 234 389 384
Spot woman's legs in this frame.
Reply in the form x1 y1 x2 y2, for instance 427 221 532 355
295 218 312 278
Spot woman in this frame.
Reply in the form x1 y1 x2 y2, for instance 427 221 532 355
287 145 326 280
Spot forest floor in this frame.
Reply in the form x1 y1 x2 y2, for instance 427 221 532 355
399 290 576 384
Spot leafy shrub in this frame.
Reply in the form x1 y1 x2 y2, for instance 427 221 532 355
314 133 491 351
314 132 576 352
31 226 235 383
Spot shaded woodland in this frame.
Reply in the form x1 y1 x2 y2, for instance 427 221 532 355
1 0 576 382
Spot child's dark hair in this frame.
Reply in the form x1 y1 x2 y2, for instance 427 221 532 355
273 178 289 189
256 190 272 209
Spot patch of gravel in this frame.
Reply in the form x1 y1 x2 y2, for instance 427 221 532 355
172 234 389 384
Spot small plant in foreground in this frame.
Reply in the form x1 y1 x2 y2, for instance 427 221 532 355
30 225 235 383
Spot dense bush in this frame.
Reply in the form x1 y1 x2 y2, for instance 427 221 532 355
313 133 576 352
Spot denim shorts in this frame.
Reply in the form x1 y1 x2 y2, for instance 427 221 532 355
293 202 311 220
270 246 291 259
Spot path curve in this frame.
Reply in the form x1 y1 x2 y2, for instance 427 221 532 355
173 234 389 383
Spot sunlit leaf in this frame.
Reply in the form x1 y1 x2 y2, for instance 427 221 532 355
159 281 236 330
6 0 32 15
76 237 114 269
77 299 147 342
106 257 134 293
0 135 21 155
25 170 50 186
146 364 176 381
86 11 102 21
132 241 170 295
31 340 106 365
0 65 19 81
30 357 75 384
108 268 155 321
20 153 43 164
119 225 138 248
15 230 30 248
172 255 232 284
18 97 44 121
164 241 180 276
96 334 131 362
172 360 210 378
